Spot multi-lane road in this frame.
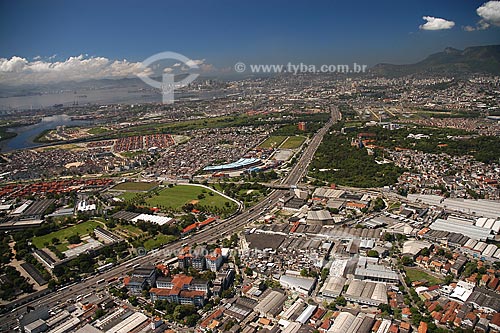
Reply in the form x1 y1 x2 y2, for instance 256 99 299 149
0 106 340 331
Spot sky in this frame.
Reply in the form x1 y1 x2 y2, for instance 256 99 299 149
1 0 500 84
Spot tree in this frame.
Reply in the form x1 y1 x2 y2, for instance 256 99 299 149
420 248 430 257
444 274 454 285
463 261 477 278
373 197 386 211
402 256 414 266
244 267 253 276
321 268 329 281
336 296 347 307
128 296 138 306
327 302 337 310
94 308 105 319
67 234 82 244
378 303 393 315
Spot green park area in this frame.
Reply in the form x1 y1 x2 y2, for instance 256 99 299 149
259 135 287 148
113 181 159 191
31 220 103 251
280 136 306 149
405 267 443 286
143 234 177 251
110 224 145 238
87 126 109 135
145 185 236 211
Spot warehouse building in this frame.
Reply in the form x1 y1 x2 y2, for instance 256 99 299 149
279 275 317 296
344 280 388 306
319 276 347 300
306 210 334 226
254 290 287 318
354 257 399 284
106 312 148 333
407 194 500 219
429 218 493 241
327 312 375 333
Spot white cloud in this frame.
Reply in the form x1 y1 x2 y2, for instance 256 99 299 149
0 55 153 85
465 1 500 31
463 20 490 31
0 56 29 72
185 59 205 67
419 16 455 30
477 1 500 27
200 63 215 72
0 54 217 85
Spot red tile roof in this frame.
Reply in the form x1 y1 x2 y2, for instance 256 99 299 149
182 223 198 233
418 321 428 333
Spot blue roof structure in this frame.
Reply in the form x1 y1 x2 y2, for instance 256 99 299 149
203 158 261 172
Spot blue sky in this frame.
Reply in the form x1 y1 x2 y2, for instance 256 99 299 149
0 0 499 83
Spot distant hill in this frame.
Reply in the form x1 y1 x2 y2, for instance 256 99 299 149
371 45 500 77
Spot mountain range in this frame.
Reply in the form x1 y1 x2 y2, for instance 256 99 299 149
371 45 500 77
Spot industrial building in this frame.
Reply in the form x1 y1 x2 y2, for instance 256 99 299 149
344 280 388 306
327 312 375 333
319 276 347 300
306 210 333 225
407 194 500 219
429 218 494 241
354 257 399 284
279 275 317 296
254 290 287 318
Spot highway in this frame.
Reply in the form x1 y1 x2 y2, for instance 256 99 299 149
0 106 340 330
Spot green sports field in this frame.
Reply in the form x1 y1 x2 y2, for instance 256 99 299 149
145 185 236 211
31 220 103 251
258 135 287 148
280 136 306 149
113 181 159 191
405 267 443 286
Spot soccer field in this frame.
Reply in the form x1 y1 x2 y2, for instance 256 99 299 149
405 267 443 286
112 181 159 191
145 185 236 211
258 135 287 148
280 136 306 149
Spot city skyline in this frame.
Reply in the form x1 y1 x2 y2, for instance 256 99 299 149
1 0 500 85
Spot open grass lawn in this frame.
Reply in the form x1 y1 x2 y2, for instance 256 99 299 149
31 220 103 250
113 181 159 191
145 185 235 211
118 192 141 202
142 234 177 251
280 136 306 149
112 224 145 238
258 135 287 148
119 151 146 159
405 267 443 286
87 127 109 135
